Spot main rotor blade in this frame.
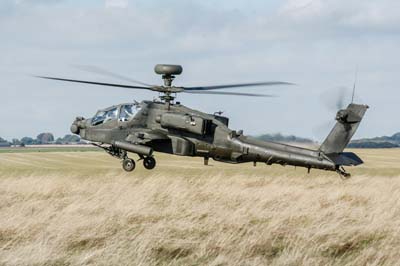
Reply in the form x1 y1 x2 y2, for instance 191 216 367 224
36 76 158 91
183 91 275 97
72 64 154 87
184 81 294 91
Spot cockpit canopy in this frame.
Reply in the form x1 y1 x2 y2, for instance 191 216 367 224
92 103 140 126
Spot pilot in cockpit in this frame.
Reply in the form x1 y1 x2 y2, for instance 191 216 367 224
92 103 140 126
119 104 136 122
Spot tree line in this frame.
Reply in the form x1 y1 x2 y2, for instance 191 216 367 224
0 133 82 147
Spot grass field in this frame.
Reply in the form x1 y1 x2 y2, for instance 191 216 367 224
1 149 400 266
0 147 99 154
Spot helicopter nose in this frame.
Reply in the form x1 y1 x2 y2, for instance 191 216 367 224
70 117 86 134
70 124 79 134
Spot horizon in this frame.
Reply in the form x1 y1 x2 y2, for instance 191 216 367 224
2 130 399 144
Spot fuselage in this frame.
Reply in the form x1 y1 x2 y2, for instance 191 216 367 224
72 100 336 172
40 63 367 176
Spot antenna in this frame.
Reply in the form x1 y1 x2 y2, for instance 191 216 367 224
351 66 358 103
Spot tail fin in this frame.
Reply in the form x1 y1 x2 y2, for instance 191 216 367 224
320 103 369 154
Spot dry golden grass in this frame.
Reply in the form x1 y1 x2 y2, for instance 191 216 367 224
1 149 400 266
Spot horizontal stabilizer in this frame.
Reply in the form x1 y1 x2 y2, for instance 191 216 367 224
326 152 363 166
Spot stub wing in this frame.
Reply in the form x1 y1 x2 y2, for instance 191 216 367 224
125 129 169 144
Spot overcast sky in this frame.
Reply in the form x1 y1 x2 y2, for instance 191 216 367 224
1 0 399 141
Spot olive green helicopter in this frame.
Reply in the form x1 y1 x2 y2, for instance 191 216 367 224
37 64 368 178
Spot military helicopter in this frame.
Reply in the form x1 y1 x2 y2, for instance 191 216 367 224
37 64 368 178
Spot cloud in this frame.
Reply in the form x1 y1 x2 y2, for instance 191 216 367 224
105 0 128 8
280 0 400 31
0 0 399 140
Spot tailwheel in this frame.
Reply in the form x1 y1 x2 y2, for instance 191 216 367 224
336 166 351 179
143 157 156 170
122 158 136 172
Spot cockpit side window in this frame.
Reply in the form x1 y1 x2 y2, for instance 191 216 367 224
92 107 118 126
119 104 139 122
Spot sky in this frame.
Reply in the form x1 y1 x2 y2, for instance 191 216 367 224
0 0 399 141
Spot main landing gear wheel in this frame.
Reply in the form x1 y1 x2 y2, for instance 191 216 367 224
143 157 156 170
122 158 136 172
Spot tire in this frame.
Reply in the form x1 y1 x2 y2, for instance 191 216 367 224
143 157 156 170
122 158 135 172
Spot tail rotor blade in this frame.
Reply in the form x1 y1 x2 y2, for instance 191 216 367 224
336 86 347 110
322 86 349 111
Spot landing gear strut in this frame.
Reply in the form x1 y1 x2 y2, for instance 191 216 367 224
336 166 351 179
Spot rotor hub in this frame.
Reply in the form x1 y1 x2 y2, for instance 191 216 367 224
153 64 183 102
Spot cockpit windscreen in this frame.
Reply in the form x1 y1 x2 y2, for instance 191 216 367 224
92 107 118 126
91 104 140 126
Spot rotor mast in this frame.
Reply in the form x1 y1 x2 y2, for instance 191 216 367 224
162 74 175 87
154 64 183 104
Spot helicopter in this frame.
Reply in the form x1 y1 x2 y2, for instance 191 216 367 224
37 64 368 178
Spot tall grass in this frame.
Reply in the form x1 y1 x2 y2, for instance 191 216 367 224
0 150 400 265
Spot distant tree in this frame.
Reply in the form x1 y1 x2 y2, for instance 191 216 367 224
36 133 55 144
348 141 399 149
0 137 10 147
351 132 400 147
391 132 400 142
21 137 35 145
53 134 81 144
63 134 80 143
12 139 21 146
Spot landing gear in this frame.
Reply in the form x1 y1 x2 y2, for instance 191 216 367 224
122 158 136 172
336 166 351 179
143 156 156 170
91 143 157 172
124 156 156 171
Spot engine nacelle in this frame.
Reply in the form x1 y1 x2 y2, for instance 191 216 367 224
214 115 229 126
156 113 212 135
